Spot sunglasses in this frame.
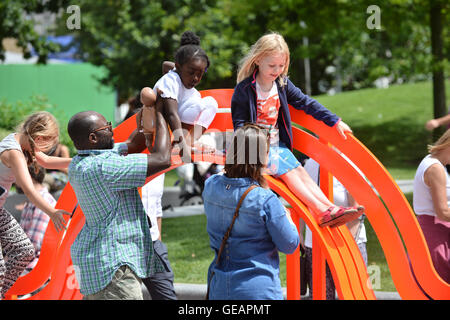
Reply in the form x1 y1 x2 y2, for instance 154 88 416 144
91 121 112 134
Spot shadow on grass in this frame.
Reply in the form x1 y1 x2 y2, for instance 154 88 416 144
352 118 432 169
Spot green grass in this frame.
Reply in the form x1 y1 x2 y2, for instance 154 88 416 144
162 215 213 284
164 170 180 187
162 213 392 291
0 127 10 141
162 214 288 285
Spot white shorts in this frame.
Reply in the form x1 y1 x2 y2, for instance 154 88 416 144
178 95 218 129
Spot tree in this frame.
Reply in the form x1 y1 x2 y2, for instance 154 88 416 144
0 0 69 63
54 0 240 101
48 0 446 102
429 0 448 137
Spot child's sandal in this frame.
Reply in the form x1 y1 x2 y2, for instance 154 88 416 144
318 206 361 228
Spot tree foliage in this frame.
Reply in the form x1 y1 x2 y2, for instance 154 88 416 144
3 0 448 102
0 0 70 62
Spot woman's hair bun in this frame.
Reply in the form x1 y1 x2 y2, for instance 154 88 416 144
180 31 200 46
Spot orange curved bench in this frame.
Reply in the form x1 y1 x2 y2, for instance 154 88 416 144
4 88 448 300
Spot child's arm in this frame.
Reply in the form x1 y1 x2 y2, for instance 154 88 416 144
285 79 339 127
425 113 450 131
162 97 186 146
35 151 72 170
230 87 251 130
57 144 70 174
334 120 353 140
162 61 175 75
285 79 352 139
7 150 69 231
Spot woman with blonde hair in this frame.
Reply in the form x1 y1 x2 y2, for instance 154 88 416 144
0 111 71 298
413 129 450 283
203 124 299 299
232 32 363 228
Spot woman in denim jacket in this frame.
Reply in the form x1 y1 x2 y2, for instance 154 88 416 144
203 124 299 300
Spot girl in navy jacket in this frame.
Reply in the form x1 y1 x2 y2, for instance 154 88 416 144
231 32 363 228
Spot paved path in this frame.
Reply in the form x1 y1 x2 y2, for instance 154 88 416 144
142 283 401 300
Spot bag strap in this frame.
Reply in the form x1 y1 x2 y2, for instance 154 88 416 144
206 184 258 299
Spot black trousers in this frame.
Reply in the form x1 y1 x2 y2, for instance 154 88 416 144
142 240 177 300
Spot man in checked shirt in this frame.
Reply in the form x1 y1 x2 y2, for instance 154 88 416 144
67 105 171 300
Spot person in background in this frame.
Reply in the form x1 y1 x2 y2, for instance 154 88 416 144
20 165 56 274
123 95 143 122
413 128 450 284
425 108 450 131
140 174 177 300
301 156 367 299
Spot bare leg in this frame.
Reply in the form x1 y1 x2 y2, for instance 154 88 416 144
279 169 332 215
295 166 335 207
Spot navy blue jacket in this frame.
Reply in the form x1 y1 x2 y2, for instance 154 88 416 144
231 71 340 150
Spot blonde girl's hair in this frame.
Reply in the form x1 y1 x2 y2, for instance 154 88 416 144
17 111 60 173
224 123 270 188
236 32 290 87
428 128 450 155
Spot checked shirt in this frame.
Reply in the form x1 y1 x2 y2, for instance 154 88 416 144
69 143 164 295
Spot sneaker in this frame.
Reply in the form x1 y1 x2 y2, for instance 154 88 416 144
318 206 362 228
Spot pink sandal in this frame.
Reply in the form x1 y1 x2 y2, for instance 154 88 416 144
318 206 362 228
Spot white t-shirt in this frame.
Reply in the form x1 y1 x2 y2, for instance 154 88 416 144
413 154 450 217
141 173 165 241
153 69 218 128
153 69 201 105
303 157 367 247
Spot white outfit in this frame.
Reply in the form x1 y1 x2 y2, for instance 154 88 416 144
303 157 367 247
141 173 165 241
153 70 218 129
413 154 450 217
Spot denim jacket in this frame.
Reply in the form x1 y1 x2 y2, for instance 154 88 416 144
231 70 340 150
203 173 299 300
